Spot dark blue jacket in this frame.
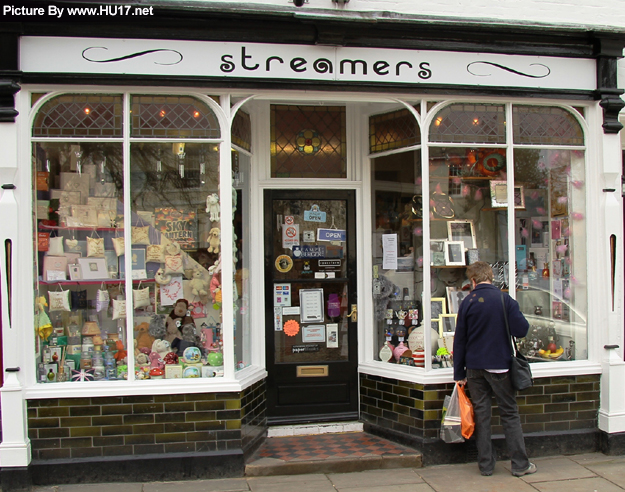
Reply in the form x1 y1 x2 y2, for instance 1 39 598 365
453 283 529 381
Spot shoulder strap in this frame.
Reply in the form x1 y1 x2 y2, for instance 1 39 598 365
501 292 517 357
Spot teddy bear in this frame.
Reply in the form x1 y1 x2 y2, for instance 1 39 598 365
171 323 203 355
189 267 209 297
149 351 165 370
205 193 220 222
207 227 220 254
165 317 182 345
135 322 154 352
148 314 167 340
136 352 149 365
167 298 195 329
151 339 171 359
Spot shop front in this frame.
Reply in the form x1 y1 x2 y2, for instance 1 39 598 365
0 5 624 488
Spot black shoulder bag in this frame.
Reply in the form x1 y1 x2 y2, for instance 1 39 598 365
501 293 533 391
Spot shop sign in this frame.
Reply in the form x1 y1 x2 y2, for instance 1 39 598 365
317 228 346 242
304 205 326 222
293 245 326 258
282 224 300 248
20 37 596 91
319 259 341 268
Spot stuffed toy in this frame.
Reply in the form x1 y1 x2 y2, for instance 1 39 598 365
134 322 154 352
151 339 171 359
136 352 149 365
35 296 53 341
149 351 165 370
207 227 220 254
148 314 167 340
154 267 172 286
165 317 182 345
166 298 195 330
189 268 209 297
171 323 203 355
114 340 127 363
205 193 220 222
163 352 179 364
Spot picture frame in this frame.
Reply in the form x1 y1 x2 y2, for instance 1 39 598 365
489 181 526 209
71 205 98 227
446 287 470 315
444 241 466 266
77 257 108 280
531 217 550 247
447 220 476 251
68 264 82 281
439 314 458 337
430 240 446 266
119 248 147 279
431 297 446 319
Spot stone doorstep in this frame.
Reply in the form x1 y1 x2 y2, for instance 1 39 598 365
267 421 364 437
245 453 423 477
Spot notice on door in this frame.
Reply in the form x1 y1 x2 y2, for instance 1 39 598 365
382 233 398 270
299 288 324 323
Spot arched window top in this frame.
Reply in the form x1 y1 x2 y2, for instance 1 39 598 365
33 94 123 138
130 95 220 139
513 106 584 146
232 110 251 152
369 108 420 154
429 103 506 144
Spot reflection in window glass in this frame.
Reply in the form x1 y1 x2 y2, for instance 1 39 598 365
514 146 587 362
33 141 126 383
427 146 509 369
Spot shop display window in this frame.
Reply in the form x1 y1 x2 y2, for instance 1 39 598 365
370 103 587 371
32 93 243 383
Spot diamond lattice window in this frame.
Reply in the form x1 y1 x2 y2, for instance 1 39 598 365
369 108 420 154
131 95 220 139
513 106 584 146
270 105 346 178
33 94 123 138
232 110 252 152
429 104 506 144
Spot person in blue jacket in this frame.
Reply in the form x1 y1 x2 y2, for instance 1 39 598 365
453 261 537 478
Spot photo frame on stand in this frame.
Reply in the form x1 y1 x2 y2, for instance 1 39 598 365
490 181 526 209
431 297 446 319
446 287 470 314
444 241 466 266
439 314 458 336
447 220 476 251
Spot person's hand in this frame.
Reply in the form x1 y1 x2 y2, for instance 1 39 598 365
455 378 467 386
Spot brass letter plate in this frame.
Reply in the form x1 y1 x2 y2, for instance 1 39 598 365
296 365 328 377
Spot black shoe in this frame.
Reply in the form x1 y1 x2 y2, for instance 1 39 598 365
481 470 493 476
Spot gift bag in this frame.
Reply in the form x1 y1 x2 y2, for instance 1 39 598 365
457 383 475 439
440 383 464 443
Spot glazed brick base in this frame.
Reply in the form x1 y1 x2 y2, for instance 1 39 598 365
6 379 266 488
360 373 600 465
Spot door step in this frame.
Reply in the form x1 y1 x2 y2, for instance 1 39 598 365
267 421 363 438
245 431 422 477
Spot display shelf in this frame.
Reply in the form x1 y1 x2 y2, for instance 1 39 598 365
39 278 156 286
39 224 120 232
430 176 496 181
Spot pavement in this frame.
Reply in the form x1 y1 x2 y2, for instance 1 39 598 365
30 452 625 492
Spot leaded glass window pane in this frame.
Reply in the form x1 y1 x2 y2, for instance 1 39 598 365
513 106 584 146
232 110 252 152
33 94 123 138
130 95 220 139
369 108 420 154
429 104 506 144
270 105 346 178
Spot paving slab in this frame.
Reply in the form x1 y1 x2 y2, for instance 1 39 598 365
568 452 625 465
532 476 625 492
335 483 436 492
327 468 425 488
416 462 537 492
586 461 625 489
247 473 335 492
501 457 596 483
144 478 250 492
52 484 144 492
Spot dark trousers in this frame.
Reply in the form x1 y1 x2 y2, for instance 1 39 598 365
467 368 530 474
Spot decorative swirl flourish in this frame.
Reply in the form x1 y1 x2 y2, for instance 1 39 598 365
467 61 550 79
82 47 183 66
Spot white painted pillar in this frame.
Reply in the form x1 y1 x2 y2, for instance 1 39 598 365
597 126 625 434
0 118 31 467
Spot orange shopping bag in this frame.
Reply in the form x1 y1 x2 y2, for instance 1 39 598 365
457 383 475 439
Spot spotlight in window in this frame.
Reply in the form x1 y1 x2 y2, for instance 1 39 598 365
159 110 166 117
472 118 479 125
84 107 91 115
193 110 200 118
435 117 442 126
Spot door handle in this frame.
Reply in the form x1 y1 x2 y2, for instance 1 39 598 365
347 304 357 322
